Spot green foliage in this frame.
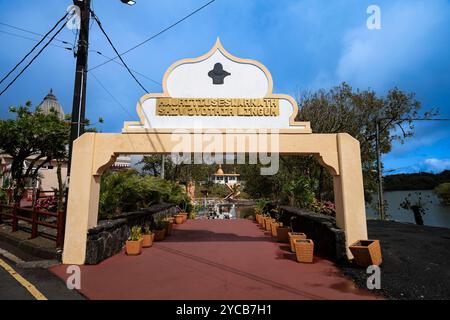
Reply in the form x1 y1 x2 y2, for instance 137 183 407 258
240 83 434 205
128 226 142 241
98 170 191 220
153 216 168 230
0 103 68 202
283 176 318 209
434 183 450 205
143 224 152 235
188 210 196 220
309 200 336 216
255 199 271 214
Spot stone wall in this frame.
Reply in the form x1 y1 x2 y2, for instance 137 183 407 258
278 206 347 262
85 203 178 264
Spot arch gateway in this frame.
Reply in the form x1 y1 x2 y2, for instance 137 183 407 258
62 39 368 265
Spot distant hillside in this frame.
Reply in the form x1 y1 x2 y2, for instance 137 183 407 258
384 170 450 191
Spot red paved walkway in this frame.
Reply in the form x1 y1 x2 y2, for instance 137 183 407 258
50 219 379 300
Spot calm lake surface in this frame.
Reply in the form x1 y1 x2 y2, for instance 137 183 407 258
366 190 450 228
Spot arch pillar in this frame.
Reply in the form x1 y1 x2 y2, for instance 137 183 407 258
62 134 101 265
333 133 368 258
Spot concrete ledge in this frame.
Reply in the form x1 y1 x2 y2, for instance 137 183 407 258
0 224 59 260
279 206 347 262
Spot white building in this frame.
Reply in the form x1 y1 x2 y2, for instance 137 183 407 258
210 165 240 185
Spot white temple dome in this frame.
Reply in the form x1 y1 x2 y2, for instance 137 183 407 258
37 89 65 120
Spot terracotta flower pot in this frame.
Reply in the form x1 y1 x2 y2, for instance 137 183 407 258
126 238 143 255
142 234 153 248
288 232 307 253
276 226 291 243
179 212 188 223
271 222 280 237
151 233 155 242
294 239 314 263
259 216 266 229
349 240 382 267
154 229 166 241
265 218 274 231
174 214 184 224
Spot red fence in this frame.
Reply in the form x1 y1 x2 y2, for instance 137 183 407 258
0 203 65 248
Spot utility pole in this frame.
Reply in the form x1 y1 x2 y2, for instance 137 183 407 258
67 0 91 176
375 120 385 220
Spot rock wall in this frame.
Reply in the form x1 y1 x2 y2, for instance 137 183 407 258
278 206 347 262
85 203 178 264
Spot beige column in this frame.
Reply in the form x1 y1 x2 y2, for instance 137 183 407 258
62 133 102 265
333 133 368 258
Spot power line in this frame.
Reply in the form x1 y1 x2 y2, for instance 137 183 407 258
0 13 69 86
88 0 217 72
0 29 73 51
90 72 134 118
0 21 71 46
0 18 67 97
90 50 161 87
0 27 161 89
91 11 149 93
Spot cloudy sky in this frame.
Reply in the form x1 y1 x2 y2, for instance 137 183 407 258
0 0 449 174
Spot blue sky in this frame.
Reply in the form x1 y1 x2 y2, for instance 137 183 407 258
0 0 449 174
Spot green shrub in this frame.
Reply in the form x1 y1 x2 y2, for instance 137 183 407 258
153 216 168 230
128 226 142 241
434 183 450 205
283 176 318 209
143 224 152 235
99 170 193 220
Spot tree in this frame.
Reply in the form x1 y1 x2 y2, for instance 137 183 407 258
0 102 67 203
240 83 435 207
295 82 436 202
400 192 432 225
0 101 103 208
434 183 450 205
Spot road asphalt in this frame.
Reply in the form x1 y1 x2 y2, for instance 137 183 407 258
0 239 84 300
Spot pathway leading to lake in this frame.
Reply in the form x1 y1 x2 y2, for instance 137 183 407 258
50 219 379 300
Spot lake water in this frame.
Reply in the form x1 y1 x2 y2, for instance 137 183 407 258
366 190 450 228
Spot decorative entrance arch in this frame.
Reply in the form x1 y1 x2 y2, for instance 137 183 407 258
62 39 368 264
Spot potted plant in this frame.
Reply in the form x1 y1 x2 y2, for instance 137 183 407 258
174 214 184 224
265 217 274 232
153 217 167 241
349 240 382 267
126 225 143 255
294 239 314 263
178 200 190 222
276 226 291 243
288 232 306 253
142 224 153 248
259 215 267 229
270 221 281 237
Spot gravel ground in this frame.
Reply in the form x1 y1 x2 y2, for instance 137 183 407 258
340 220 450 300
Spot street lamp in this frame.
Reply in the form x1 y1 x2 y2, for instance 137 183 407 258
121 0 136 5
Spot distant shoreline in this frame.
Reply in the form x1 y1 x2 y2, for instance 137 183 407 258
383 170 449 191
